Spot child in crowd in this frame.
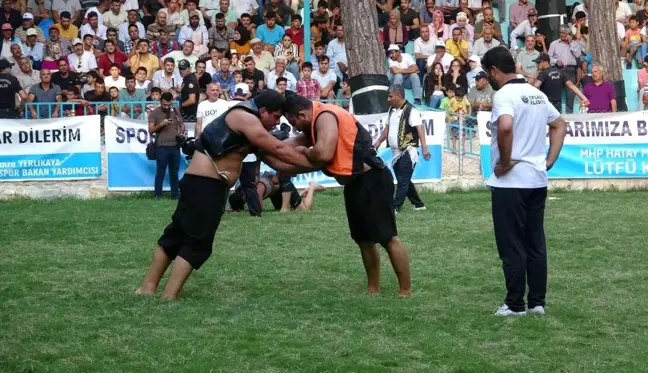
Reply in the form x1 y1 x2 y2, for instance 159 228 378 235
446 86 471 151
296 61 320 101
623 15 646 69
109 86 120 116
82 71 99 97
135 67 151 93
336 77 351 110
146 87 162 117
62 87 86 117
439 86 454 111
229 70 243 98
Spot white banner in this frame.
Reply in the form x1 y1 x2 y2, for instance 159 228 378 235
104 116 196 191
0 116 102 181
105 109 447 190
478 110 648 178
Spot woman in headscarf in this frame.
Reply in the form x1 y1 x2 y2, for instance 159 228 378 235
428 10 451 41
230 25 251 56
41 42 63 71
383 9 408 53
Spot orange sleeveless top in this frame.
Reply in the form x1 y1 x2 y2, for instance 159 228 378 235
310 102 372 177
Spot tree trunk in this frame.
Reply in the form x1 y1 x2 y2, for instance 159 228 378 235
340 0 386 77
589 1 622 81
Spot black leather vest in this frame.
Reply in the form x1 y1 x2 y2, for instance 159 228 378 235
196 100 260 159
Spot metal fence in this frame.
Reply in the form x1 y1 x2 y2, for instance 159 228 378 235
21 98 483 179
23 101 180 120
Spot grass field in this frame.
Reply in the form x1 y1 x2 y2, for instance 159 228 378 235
1 189 648 373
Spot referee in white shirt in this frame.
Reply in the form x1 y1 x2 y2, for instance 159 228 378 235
480 47 567 317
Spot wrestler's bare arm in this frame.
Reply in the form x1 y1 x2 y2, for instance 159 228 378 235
261 115 337 174
301 112 338 166
227 110 317 169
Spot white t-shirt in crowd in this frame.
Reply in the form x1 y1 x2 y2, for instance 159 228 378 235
413 37 438 58
311 69 337 90
427 52 454 72
616 1 633 23
388 53 416 70
104 75 126 90
84 7 104 25
387 104 423 159
197 98 230 127
487 80 561 189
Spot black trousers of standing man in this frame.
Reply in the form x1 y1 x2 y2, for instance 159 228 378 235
491 187 548 312
240 161 261 217
393 151 425 211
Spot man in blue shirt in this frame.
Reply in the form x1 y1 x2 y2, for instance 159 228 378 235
119 75 147 118
256 11 284 46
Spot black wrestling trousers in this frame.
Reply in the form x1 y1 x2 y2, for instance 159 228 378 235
240 161 261 217
491 187 548 312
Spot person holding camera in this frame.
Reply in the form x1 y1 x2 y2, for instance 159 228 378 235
148 91 185 199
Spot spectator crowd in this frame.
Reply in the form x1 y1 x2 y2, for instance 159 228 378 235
0 0 646 121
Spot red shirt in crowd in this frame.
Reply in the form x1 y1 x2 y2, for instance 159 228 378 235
97 51 129 75
285 27 304 46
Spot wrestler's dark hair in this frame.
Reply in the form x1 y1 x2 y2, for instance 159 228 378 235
481 46 516 74
253 89 286 113
283 94 312 116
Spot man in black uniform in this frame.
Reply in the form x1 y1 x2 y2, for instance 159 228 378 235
533 53 589 113
228 83 263 216
0 59 28 119
135 90 318 300
178 59 200 122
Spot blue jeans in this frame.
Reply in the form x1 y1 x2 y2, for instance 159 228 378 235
389 72 422 100
286 61 300 80
155 145 180 198
428 94 443 108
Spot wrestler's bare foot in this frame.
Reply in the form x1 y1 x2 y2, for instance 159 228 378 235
309 181 326 192
399 289 412 297
135 285 156 296
279 208 290 213
160 293 178 301
367 287 380 295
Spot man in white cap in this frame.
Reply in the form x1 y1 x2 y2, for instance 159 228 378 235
21 28 45 68
426 40 454 73
67 37 98 73
248 37 275 73
387 44 422 105
15 13 45 44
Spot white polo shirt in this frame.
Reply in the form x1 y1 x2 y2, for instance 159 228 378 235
487 79 561 189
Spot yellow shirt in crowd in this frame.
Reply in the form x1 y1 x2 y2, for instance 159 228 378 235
54 23 79 41
446 97 471 123
445 39 468 59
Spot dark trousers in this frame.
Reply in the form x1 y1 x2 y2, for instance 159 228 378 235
491 187 548 312
561 66 577 114
240 161 261 216
155 146 180 198
393 151 424 211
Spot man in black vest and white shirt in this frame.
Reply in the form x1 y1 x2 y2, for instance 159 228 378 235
481 47 567 317
374 84 431 213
